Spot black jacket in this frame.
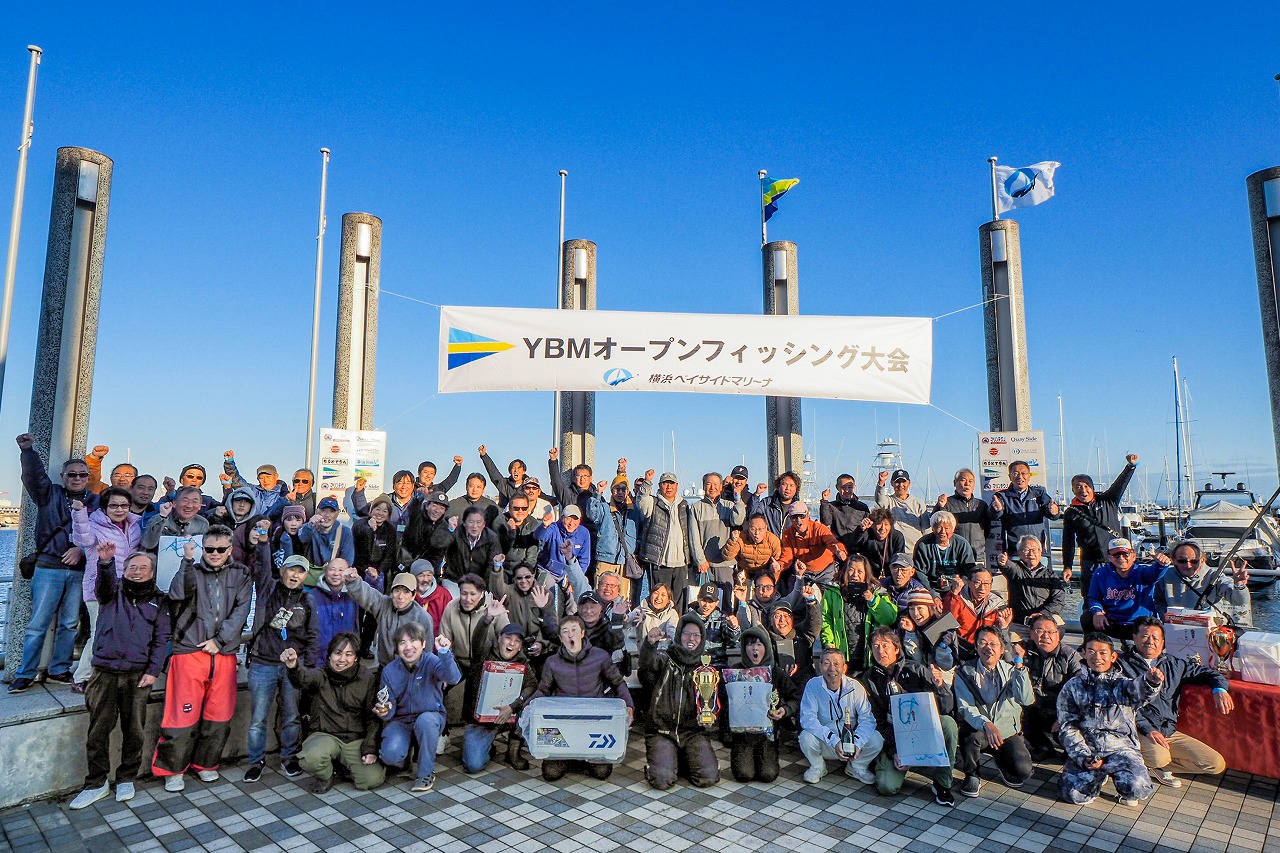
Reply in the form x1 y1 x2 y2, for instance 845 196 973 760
1118 648 1229 738
248 542 319 667
820 496 871 553
462 633 537 728
1025 642 1081 714
1061 463 1137 569
641 613 709 744
860 658 954 755
932 494 996 565
21 447 95 570
286 662 381 755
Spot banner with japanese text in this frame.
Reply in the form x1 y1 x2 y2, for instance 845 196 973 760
439 306 932 404
315 428 387 511
978 430 1048 492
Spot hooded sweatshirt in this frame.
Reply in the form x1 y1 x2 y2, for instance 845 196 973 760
641 613 710 744
736 625 801 730
71 504 143 603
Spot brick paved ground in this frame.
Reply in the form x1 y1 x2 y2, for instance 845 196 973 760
2 738 1278 853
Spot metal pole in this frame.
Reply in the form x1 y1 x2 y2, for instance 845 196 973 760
0 46 42 416
554 169 566 452
758 169 768 246
988 156 1000 221
305 148 329 470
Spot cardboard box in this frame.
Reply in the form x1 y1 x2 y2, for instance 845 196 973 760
475 661 527 723
519 697 629 763
1163 608 1224 668
1237 632 1280 686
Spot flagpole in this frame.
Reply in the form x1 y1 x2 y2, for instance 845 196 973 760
987 156 999 221
554 169 566 452
0 45 42 419
758 169 768 246
304 147 330 471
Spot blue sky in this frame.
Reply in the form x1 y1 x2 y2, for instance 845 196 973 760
0 4 1278 506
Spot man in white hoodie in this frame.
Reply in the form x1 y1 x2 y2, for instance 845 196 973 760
798 647 883 784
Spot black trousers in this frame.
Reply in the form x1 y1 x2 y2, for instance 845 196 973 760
645 731 719 789
960 726 1033 784
85 669 151 787
729 733 780 783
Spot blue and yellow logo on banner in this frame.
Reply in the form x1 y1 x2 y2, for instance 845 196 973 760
447 328 515 369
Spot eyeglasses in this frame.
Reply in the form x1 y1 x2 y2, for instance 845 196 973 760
105 503 131 510
790 514 808 521
204 546 230 554
757 583 775 591
1110 551 1135 558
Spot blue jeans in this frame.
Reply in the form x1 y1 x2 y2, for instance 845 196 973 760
462 724 498 773
380 711 445 779
17 568 83 680
247 662 301 766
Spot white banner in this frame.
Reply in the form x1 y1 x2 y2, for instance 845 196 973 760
316 428 388 508
439 306 932 404
978 430 1048 493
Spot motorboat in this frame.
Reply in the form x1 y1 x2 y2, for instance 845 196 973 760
1181 475 1279 615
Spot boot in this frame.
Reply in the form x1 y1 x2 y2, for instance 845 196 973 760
506 730 530 771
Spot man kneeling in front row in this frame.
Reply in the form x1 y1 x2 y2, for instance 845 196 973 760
798 647 882 784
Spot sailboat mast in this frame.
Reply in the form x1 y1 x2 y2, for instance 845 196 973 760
1173 357 1184 521
1058 395 1066 501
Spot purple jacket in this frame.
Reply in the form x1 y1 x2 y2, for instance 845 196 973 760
530 640 633 708
92 559 171 676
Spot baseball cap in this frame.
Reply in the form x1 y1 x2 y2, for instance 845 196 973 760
1107 538 1134 554
891 469 910 483
499 623 525 638
698 583 719 602
773 600 794 614
390 572 417 592
317 496 340 512
577 590 603 606
256 464 278 477
562 504 582 519
730 465 749 479
281 555 310 571
888 553 913 569
426 490 449 506
788 501 809 517
523 477 541 488
659 472 678 484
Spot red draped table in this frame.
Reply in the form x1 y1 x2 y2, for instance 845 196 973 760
1178 679 1280 779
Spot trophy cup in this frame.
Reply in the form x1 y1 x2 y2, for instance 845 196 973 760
693 654 721 727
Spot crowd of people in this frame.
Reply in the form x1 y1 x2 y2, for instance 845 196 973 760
5 437 1242 812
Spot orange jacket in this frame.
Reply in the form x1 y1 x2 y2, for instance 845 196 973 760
779 520 843 573
722 530 782 575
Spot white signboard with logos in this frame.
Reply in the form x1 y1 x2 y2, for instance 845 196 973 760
316 428 388 509
978 430 1047 493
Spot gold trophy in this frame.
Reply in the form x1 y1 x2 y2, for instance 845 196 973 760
693 654 721 727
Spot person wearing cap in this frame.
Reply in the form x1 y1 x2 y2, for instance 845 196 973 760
1155 540 1250 619
725 464 766 519
160 464 221 518
767 597 820 681
243 546 318 783
988 460 1060 567
518 476 557 519
943 568 1015 660
799 646 883 784
412 559 454 639
342 565 434 666
853 507 907 580
881 551 932 607
689 582 740 668
953 625 1035 796
911 510 977 594
1057 632 1162 807
728 625 800 784
272 504 307 570
576 588 631 682
640 613 721 789
689 472 747 604
820 474 872 556
352 495 400 596
593 463 644 603
220 451 289 519
533 501 593 601
898 588 959 673
997 534 1068 625
636 469 704 607
402 489 451 566
461 619 539 773
778 502 846 617
298 496 356 567
547 447 606 548
282 632 384 793
477 444 529 510
723 513 783 584
309 558 362 663
875 469 930 552
760 471 803 538
929 469 997 569
1117 616 1230 787
859 626 957 806
1086 538 1170 641
1061 454 1139 598
1023 614 1081 761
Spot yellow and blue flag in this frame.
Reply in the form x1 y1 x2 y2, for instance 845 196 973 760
762 177 799 222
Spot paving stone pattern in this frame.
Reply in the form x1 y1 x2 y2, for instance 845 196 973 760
2 738 1278 853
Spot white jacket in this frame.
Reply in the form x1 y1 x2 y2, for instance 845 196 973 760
799 674 878 751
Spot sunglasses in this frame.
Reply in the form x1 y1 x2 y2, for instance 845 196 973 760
293 478 312 485
105 503 132 510
64 471 90 478
204 546 230 554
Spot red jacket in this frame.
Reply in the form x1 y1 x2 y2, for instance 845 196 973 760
415 583 453 638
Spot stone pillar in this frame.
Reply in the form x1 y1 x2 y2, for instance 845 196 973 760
1248 166 1280 472
4 148 112 676
979 219 1031 431
332 213 381 431
763 240 802 484
558 239 596 472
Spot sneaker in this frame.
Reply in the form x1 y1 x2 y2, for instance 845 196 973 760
845 765 876 785
960 775 982 797
45 672 73 685
998 768 1025 789
114 782 135 803
411 775 435 792
1157 770 1183 788
69 782 110 810
1119 796 1141 807
933 783 955 807
7 678 33 694
242 764 263 783
71 681 87 695
196 769 219 783
164 775 186 793
281 758 302 778
803 766 826 784
312 776 333 795
436 734 450 756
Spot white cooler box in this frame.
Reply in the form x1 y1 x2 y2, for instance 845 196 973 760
519 697 629 763
1236 632 1280 685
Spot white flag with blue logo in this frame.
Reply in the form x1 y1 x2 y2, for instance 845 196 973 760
994 161 1060 214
